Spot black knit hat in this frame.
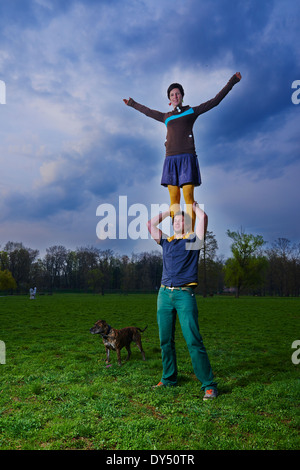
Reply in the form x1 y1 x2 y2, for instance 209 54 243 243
167 83 184 99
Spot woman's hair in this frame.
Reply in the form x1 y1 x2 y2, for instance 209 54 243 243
167 83 185 99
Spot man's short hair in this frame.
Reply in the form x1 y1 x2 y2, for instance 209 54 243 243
172 211 192 232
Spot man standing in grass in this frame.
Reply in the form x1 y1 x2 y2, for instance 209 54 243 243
147 202 217 400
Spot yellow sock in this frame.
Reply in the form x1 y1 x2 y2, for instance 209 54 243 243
182 184 195 231
168 185 181 218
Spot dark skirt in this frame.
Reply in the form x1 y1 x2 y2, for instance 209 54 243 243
161 153 201 187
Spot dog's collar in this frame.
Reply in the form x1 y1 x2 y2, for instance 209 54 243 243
101 324 112 339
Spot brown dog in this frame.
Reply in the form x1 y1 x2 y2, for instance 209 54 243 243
90 319 147 365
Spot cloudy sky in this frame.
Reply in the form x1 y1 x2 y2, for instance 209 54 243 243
0 0 299 259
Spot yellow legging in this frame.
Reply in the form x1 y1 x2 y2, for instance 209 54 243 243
168 184 195 231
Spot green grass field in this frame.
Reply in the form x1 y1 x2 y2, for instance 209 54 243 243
0 293 299 450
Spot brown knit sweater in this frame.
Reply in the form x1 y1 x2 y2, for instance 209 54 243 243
127 74 240 157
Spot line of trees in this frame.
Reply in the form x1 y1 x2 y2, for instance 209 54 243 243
0 230 300 297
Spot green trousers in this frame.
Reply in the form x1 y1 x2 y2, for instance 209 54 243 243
157 287 217 391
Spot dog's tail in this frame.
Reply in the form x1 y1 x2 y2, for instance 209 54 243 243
137 325 148 333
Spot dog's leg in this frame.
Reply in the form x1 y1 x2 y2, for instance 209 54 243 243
125 345 131 361
116 349 122 366
134 338 145 361
105 347 110 364
136 340 145 361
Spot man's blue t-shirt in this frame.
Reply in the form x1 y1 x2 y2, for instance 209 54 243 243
160 234 200 287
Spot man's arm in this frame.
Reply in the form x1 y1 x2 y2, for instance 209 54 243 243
147 210 170 244
193 202 208 241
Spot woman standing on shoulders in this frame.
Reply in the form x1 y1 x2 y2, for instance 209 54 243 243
123 72 242 230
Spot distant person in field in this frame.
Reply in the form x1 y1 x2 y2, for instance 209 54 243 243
124 72 241 230
147 202 217 400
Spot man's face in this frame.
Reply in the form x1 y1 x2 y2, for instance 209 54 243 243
173 215 185 235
